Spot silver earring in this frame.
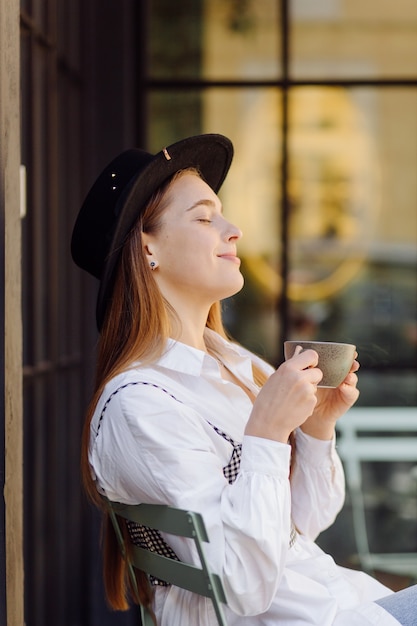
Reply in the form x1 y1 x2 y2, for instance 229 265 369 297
150 261 157 270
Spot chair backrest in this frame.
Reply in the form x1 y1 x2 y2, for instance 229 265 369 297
336 407 417 573
104 498 228 626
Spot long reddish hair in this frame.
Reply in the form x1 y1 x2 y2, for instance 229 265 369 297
81 169 269 615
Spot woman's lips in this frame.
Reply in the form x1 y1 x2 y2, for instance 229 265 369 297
218 254 241 265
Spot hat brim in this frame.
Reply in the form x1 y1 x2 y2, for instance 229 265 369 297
96 133 233 330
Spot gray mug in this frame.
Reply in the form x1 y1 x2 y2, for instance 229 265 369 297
284 340 356 388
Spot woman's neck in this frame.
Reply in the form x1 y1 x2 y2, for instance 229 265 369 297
168 306 211 352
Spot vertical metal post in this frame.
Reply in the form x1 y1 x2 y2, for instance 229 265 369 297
279 0 290 349
0 9 7 625
1 2 22 624
0 169 6 626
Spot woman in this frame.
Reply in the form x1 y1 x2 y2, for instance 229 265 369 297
71 134 416 625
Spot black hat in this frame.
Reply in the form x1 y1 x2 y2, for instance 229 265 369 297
71 133 234 330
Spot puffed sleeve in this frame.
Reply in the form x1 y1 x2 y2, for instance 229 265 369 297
90 382 293 616
289 428 345 540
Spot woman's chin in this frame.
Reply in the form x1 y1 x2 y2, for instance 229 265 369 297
221 275 245 300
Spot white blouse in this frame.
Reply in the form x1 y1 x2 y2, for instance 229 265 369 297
89 329 398 626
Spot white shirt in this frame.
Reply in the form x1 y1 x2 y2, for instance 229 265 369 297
90 329 398 626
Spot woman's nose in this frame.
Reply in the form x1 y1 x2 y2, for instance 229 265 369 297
225 222 243 241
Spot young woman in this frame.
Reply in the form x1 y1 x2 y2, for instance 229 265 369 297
71 134 416 625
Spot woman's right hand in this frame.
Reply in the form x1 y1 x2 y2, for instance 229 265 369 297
245 349 323 443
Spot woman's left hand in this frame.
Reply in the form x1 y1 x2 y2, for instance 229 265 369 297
300 355 360 440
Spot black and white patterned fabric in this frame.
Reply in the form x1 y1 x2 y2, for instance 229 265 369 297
126 520 180 587
209 423 242 484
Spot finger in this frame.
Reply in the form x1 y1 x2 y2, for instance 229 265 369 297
305 367 324 386
294 348 319 369
350 359 360 373
341 371 358 387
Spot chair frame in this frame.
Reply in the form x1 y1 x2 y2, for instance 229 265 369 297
104 498 228 626
336 407 417 580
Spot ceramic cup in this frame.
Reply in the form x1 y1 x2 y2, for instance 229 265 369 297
284 340 356 388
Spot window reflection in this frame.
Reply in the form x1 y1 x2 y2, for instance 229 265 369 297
287 88 417 405
149 0 282 80
203 0 282 79
291 0 417 79
288 87 378 303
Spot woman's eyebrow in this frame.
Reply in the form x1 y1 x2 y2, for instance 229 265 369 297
185 199 223 213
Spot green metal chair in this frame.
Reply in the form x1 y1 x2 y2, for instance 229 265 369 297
336 407 417 582
104 498 228 626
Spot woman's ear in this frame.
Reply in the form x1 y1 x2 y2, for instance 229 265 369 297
142 233 158 269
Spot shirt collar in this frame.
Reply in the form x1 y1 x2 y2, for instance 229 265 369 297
153 328 254 381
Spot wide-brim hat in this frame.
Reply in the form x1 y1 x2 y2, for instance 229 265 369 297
71 133 233 330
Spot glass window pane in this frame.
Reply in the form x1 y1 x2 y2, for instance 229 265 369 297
288 87 417 405
149 0 282 80
149 0 204 79
147 91 204 149
291 0 417 79
148 87 283 361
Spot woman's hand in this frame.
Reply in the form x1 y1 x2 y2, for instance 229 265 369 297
300 355 360 440
245 349 323 444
